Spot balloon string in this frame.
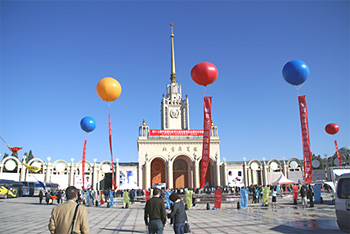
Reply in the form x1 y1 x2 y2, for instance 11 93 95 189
204 86 207 97
296 83 304 95
108 102 116 190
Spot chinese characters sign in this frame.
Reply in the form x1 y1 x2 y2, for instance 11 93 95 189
150 130 203 136
298 96 313 184
200 97 212 189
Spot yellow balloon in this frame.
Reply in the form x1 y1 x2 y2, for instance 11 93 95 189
96 77 122 102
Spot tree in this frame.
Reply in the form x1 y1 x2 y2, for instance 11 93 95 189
11 151 18 158
26 150 34 163
2 153 9 160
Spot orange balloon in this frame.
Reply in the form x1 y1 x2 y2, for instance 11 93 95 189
96 77 122 102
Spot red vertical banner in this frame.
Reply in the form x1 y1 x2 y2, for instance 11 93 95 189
82 139 87 191
292 185 299 201
108 105 117 190
200 97 212 189
298 96 313 184
100 191 105 205
214 190 222 209
145 189 151 202
334 140 342 167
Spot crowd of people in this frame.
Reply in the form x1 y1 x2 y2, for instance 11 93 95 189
45 183 327 234
39 189 65 205
244 184 316 208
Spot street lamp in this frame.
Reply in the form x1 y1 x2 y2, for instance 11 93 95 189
47 157 51 162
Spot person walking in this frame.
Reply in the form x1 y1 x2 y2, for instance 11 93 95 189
45 190 52 205
57 190 62 204
39 190 44 204
300 185 307 208
271 186 277 206
255 187 259 203
167 192 188 234
307 185 314 208
48 186 90 234
144 188 166 234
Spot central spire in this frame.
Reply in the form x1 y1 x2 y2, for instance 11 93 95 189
170 23 177 83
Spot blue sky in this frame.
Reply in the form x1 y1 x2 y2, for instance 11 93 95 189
1 0 349 163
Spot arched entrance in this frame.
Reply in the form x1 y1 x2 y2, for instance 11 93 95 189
151 158 165 187
173 158 189 188
199 159 212 187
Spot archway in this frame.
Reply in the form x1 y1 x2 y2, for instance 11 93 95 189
173 158 189 189
151 158 165 187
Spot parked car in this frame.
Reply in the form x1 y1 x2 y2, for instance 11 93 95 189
335 173 350 233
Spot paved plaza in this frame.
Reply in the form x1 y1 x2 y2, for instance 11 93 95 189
0 194 344 234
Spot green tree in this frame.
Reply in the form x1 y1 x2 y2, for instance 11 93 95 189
26 150 34 163
11 151 18 158
2 153 9 160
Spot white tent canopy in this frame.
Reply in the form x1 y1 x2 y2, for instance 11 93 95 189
271 173 295 185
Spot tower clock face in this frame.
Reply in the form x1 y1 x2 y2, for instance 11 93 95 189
170 109 179 118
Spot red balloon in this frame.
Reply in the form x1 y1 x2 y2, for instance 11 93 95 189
325 123 339 135
191 62 218 86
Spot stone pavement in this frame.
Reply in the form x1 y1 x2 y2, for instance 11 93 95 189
0 193 344 234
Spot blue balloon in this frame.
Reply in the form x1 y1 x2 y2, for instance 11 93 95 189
80 117 96 133
282 60 309 86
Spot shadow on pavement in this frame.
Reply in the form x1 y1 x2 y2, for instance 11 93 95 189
270 224 343 233
100 228 145 233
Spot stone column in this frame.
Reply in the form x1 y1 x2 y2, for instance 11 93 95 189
20 156 26 181
194 154 200 188
116 159 120 188
262 159 267 186
281 157 287 176
92 159 97 191
144 157 150 189
324 156 329 180
215 155 221 186
250 168 255 185
69 158 75 186
167 154 173 189
242 159 247 187
222 161 227 186
45 158 51 182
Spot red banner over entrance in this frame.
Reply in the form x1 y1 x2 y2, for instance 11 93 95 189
335 140 342 167
298 96 312 184
150 130 204 136
200 97 212 189
214 190 222 209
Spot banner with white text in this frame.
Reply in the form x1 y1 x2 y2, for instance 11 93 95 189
200 97 212 189
334 140 342 167
298 96 313 184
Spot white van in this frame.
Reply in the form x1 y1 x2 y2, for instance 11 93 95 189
335 173 350 233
